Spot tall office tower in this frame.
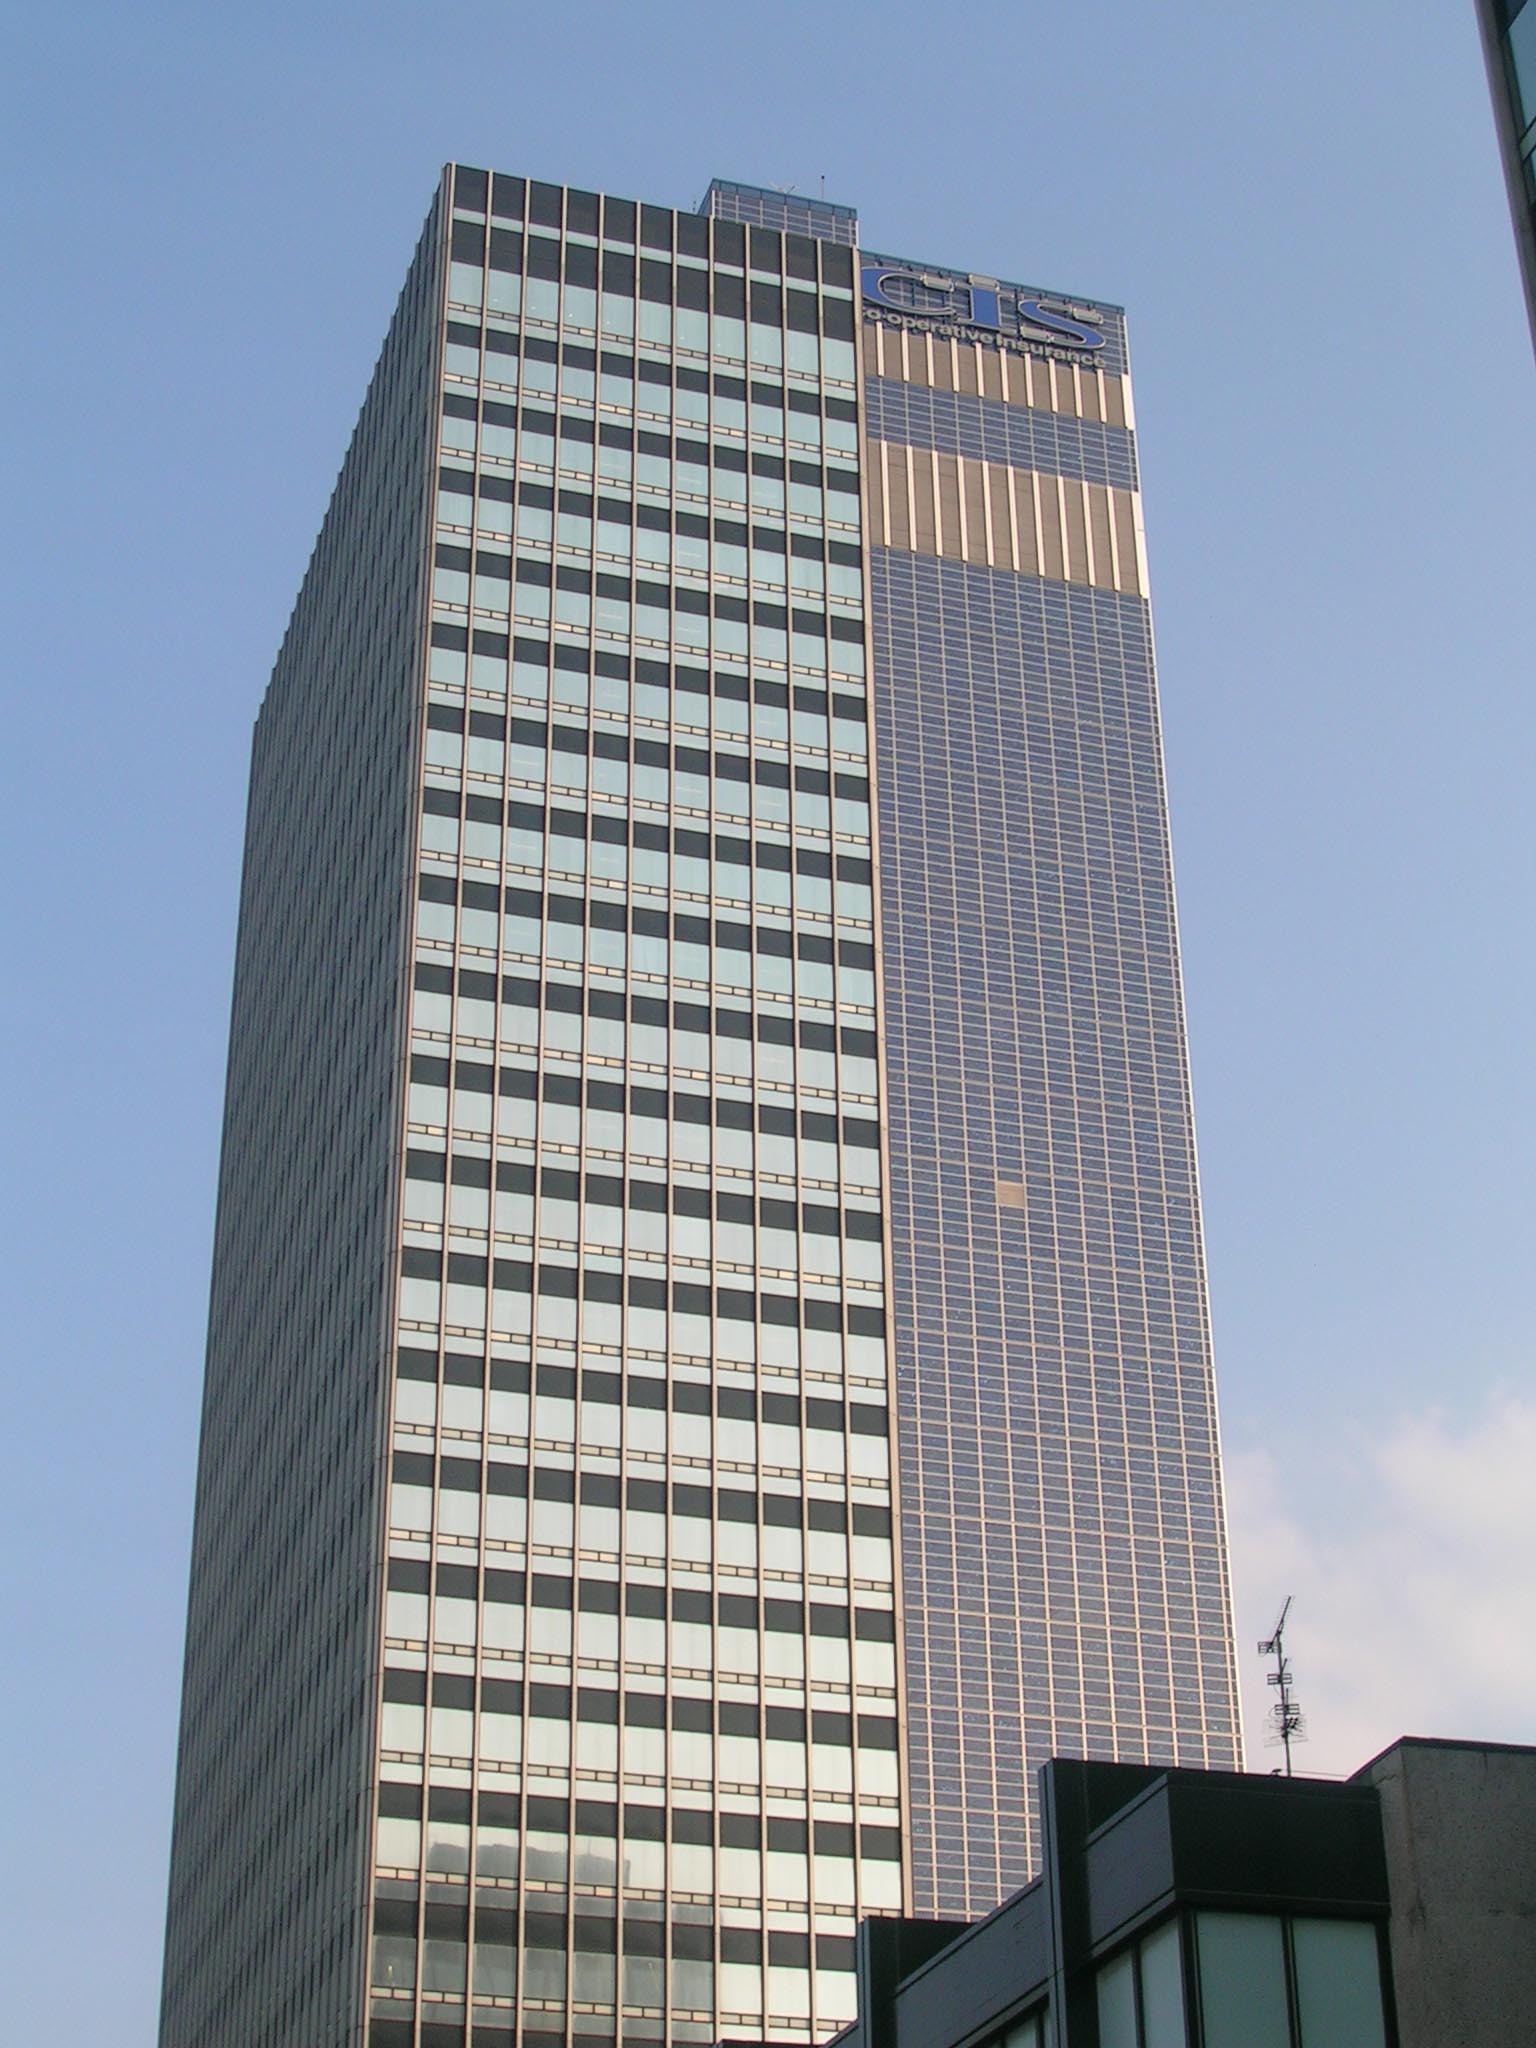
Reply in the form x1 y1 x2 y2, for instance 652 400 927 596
1475 0 1536 345
160 165 1241 2048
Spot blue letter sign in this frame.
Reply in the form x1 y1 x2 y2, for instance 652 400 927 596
860 265 1105 352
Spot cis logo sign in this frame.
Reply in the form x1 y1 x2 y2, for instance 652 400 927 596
860 265 1107 352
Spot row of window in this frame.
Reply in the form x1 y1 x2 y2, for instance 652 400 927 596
404 1156 881 1242
438 422 859 523
424 750 870 846
387 1429 892 1532
418 879 872 984
446 322 860 429
450 169 856 293
397 1384 885 1452
398 1255 883 1339
381 1675 895 1754
414 964 874 1061
378 1779 898 1865
376 1898 844 1964
421 919 873 1004
422 702 869 802
396 1350 884 1426
395 1377 886 1466
386 1555 894 1642
436 483 863 597
442 409 862 502
434 571 861 650
439 536 861 608
444 267 856 391
430 672 865 759
1095 1912 1387 2048
448 219 855 342
410 1056 879 1148
419 793 871 889
372 1929 851 2010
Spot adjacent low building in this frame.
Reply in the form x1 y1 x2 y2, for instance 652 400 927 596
820 1737 1536 2048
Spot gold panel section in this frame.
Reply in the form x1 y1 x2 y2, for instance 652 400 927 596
996 1179 1027 1211
863 320 1131 429
865 440 1145 595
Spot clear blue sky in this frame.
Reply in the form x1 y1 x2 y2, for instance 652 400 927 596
3 3 1532 2038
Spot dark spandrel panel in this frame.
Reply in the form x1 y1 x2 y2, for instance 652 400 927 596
821 243 855 290
863 377 1139 492
785 234 818 284
490 171 525 221
712 216 746 268
639 201 673 252
749 224 783 274
452 164 488 213
528 178 563 229
566 186 600 236
602 193 635 242
869 547 1242 1917
675 210 710 261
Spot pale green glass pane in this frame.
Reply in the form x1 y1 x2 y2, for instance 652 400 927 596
1138 1918 1187 2048
1293 1919 1386 2048
1197 1914 1288 2048
1002 2018 1040 2048
1096 1950 1137 2048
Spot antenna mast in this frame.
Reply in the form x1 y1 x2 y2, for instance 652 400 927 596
1257 1597 1305 1776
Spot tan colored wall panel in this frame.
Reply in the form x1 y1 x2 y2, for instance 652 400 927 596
865 445 888 549
910 451 938 553
987 466 1016 572
886 445 913 553
863 435 1146 595
1111 489 1141 595
935 452 964 557
963 462 990 564
1010 466 1041 578
1063 481 1090 584
862 316 1134 434
1088 486 1116 590
1037 475 1066 582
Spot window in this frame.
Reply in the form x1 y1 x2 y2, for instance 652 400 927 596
1194 1913 1386 2048
1096 1917 1183 2048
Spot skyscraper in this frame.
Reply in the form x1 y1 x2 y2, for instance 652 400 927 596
159 166 1241 2048
1475 0 1536 346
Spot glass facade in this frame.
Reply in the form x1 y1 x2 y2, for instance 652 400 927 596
160 162 1241 2048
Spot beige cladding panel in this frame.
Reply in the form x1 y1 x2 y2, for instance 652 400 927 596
865 439 1144 595
865 315 1131 429
985 466 1015 574
1036 473 1066 583
935 453 964 560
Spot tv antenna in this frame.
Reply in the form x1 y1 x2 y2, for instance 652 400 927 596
1257 1596 1305 1776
